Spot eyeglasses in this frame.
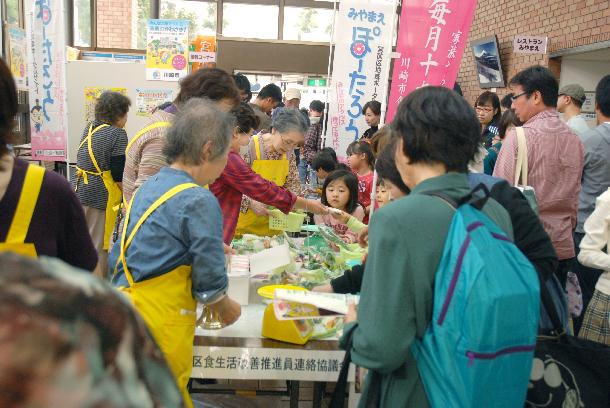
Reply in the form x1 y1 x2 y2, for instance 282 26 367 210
511 92 529 102
475 106 494 113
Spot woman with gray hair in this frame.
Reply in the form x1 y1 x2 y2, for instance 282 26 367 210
73 90 131 278
235 107 313 236
109 98 241 408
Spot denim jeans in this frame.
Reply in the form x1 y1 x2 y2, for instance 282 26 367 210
298 161 318 191
297 159 308 186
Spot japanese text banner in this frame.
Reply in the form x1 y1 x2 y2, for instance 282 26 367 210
326 0 395 159
386 0 477 122
26 0 69 161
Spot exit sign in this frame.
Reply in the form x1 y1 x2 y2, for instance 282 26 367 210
307 78 327 87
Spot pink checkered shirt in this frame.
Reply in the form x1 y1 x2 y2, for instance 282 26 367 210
493 109 584 260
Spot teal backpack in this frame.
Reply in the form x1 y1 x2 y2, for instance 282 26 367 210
412 186 540 408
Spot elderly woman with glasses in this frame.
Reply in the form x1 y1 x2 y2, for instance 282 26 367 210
109 98 241 408
210 104 327 244
234 107 317 237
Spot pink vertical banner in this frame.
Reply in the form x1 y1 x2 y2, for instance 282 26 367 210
386 0 477 122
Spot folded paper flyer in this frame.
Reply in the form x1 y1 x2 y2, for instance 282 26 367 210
273 289 359 320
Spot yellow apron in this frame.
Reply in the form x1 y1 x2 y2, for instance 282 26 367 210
75 124 123 250
235 135 290 237
117 182 199 408
0 164 45 257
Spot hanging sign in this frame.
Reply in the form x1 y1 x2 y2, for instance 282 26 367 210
326 0 396 159
513 35 548 54
26 0 69 161
146 19 189 81
386 0 477 122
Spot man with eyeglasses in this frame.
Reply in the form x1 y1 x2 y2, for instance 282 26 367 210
494 66 584 288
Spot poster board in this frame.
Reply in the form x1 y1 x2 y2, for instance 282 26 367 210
65 60 179 163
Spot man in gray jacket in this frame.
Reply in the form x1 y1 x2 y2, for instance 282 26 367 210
573 74 610 335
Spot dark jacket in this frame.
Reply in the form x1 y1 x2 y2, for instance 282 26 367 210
469 173 567 332
482 120 499 148
361 125 378 140
468 173 558 282
331 263 364 294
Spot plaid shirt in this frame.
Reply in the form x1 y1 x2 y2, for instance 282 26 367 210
209 151 297 244
302 123 323 164
493 109 584 260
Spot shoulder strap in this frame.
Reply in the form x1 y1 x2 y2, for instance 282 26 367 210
253 134 262 160
5 165 45 243
125 121 171 155
118 182 199 287
421 191 458 210
421 183 491 212
514 127 528 186
78 123 109 150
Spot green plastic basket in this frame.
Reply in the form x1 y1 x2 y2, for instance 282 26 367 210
268 209 306 233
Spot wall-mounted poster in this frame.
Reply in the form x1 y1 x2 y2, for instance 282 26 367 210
84 87 128 123
471 35 505 89
8 26 28 91
190 35 217 72
582 91 595 114
135 89 174 117
146 19 189 81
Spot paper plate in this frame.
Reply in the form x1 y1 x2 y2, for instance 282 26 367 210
257 284 307 299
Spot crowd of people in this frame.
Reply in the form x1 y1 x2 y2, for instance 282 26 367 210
1 52 610 407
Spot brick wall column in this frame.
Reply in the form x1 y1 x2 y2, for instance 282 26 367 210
96 0 134 48
457 0 610 104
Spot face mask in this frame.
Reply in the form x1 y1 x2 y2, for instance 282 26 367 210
309 116 321 125
239 145 250 157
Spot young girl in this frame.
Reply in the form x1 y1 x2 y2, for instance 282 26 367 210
314 170 365 243
346 141 375 224
375 179 391 208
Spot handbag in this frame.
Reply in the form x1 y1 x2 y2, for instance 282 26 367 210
330 325 381 408
514 127 539 214
566 270 584 318
526 273 610 407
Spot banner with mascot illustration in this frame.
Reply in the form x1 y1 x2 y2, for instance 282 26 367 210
25 0 69 161
146 19 189 81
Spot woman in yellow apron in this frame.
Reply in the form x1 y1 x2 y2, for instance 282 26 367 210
74 91 131 278
109 99 241 408
0 57 98 270
235 108 310 237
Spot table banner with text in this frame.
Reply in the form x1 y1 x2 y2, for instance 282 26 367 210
192 346 354 382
